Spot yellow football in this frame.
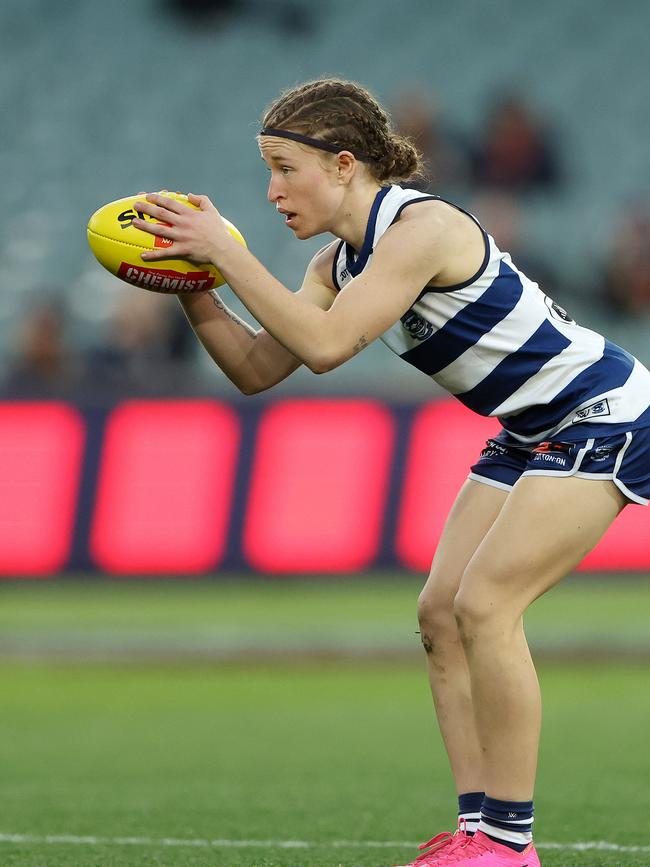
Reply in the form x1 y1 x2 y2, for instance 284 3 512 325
86 191 246 293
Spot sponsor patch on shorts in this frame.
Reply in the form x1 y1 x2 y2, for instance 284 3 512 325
528 440 575 470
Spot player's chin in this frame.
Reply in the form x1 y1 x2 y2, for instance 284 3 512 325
291 222 321 240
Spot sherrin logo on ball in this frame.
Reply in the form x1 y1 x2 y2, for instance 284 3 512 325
86 191 246 293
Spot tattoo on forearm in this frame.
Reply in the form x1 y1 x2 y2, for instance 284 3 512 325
211 294 257 338
352 334 368 355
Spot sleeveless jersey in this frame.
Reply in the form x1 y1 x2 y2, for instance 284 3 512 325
331 185 650 443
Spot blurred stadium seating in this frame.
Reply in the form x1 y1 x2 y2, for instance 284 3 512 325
1 0 649 391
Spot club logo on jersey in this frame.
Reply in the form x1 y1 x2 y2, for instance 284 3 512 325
543 294 575 323
572 398 611 424
401 311 433 341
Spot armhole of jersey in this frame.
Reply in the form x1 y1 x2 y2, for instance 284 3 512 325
331 239 344 292
390 195 491 298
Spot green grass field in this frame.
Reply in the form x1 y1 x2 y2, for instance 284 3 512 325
0 576 648 866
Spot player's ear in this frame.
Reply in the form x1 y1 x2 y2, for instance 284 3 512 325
336 151 356 183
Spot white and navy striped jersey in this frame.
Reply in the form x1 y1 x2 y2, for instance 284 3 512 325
331 185 650 443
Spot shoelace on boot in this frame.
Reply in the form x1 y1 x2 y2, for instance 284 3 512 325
414 820 472 864
435 831 491 865
414 831 455 862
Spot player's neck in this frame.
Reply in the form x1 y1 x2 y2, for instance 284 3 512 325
331 181 385 252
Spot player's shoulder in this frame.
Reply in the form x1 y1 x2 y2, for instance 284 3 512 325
395 196 468 230
387 196 482 257
376 198 459 256
311 239 340 263
306 239 339 291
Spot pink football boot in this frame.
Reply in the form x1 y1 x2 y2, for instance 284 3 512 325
431 829 540 866
394 820 473 866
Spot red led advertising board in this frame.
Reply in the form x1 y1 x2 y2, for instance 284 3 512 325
0 403 85 575
243 400 395 573
0 399 647 575
90 401 240 574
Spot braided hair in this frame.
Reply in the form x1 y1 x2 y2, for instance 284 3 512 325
261 78 424 185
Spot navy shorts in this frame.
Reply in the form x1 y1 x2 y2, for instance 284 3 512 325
469 427 650 506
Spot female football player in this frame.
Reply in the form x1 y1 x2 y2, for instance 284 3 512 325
131 78 650 867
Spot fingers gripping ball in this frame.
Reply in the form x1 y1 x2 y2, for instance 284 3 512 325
87 192 246 293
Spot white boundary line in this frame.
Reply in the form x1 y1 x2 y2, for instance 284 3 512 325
0 833 648 853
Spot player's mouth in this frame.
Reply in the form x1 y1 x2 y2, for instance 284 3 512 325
277 207 297 227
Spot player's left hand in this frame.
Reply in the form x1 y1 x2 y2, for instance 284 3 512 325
133 192 232 264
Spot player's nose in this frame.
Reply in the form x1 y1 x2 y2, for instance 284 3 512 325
267 175 285 204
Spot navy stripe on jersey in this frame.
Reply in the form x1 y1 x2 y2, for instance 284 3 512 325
401 260 524 376
456 319 572 416
633 405 650 427
345 186 392 276
502 340 635 436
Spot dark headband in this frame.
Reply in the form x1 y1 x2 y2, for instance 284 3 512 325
259 127 373 163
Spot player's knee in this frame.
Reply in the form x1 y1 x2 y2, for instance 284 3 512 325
417 588 457 654
452 585 492 640
417 587 456 630
454 559 525 640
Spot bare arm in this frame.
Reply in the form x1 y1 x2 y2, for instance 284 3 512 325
177 243 337 394
194 202 457 372
133 194 470 373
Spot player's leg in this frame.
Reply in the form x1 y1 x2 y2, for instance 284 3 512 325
453 475 626 855
395 479 510 866
417 478 509 797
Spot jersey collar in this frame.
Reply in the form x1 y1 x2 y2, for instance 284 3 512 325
345 185 392 277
